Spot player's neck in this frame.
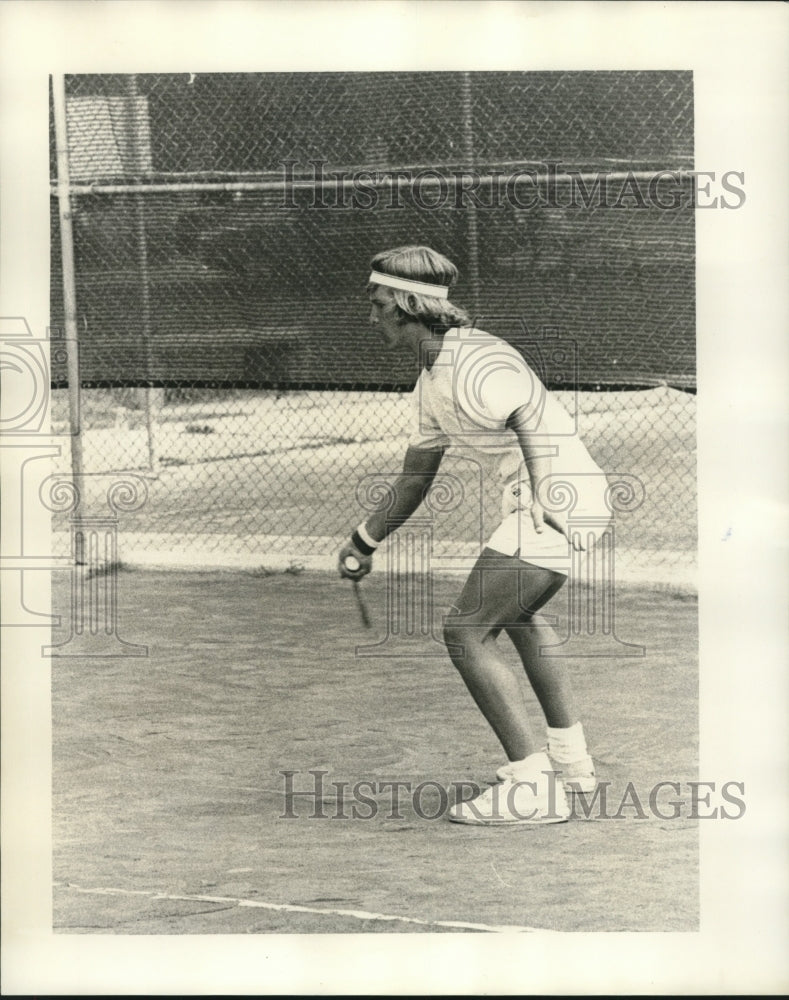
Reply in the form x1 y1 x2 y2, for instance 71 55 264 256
414 328 445 371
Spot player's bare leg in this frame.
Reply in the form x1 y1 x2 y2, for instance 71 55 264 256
442 548 566 762
504 614 576 729
504 606 596 793
444 549 572 824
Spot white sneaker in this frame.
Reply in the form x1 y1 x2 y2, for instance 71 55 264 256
450 754 570 826
555 755 596 795
497 752 597 795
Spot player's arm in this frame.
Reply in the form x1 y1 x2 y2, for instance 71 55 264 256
507 405 585 551
339 445 445 577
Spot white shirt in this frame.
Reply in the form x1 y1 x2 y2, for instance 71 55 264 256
409 328 604 507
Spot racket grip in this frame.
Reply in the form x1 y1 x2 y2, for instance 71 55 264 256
352 580 372 629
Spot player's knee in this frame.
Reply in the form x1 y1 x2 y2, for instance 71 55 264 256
442 617 483 663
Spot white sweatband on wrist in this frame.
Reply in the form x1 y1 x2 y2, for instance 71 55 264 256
355 522 380 550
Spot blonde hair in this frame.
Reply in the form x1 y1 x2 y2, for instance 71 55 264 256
369 246 471 334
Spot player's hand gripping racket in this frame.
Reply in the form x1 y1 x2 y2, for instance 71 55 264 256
343 555 372 629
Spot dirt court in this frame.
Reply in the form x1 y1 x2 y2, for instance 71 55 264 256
52 568 698 934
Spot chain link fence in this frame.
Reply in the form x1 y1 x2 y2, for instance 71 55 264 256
50 72 696 581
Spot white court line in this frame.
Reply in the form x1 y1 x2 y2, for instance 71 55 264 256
55 882 553 934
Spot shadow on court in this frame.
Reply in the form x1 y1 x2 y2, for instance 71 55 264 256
52 569 698 933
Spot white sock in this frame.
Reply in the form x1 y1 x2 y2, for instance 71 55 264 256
546 722 589 764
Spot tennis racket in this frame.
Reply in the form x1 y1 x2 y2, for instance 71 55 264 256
344 555 372 629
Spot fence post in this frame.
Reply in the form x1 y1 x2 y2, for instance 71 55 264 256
52 73 85 563
461 73 481 320
126 75 160 474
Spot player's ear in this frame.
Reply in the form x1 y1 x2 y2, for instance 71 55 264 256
394 300 413 325
405 293 419 315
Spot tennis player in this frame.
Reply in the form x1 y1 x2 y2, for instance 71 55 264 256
339 246 610 825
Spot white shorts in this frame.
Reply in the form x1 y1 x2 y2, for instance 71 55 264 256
487 477 612 574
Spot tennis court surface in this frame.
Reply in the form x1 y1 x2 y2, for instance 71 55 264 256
52 568 698 933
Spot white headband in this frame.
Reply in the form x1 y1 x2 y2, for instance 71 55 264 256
368 271 450 299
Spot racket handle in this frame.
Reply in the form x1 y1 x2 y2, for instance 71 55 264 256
342 555 371 628
352 580 372 629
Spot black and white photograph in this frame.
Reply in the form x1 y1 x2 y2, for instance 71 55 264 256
1 1 787 995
